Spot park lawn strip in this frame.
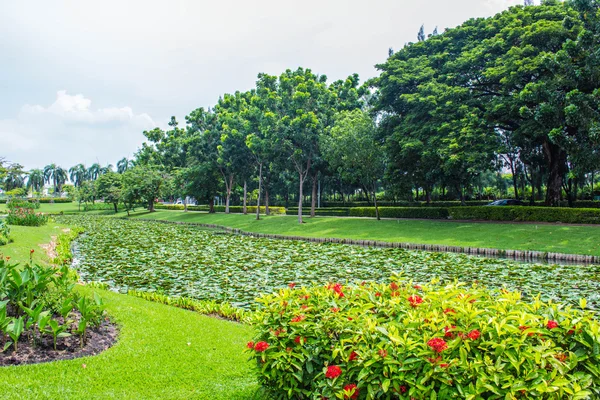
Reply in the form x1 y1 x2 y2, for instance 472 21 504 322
0 202 83 215
127 210 600 256
0 287 262 400
0 223 69 265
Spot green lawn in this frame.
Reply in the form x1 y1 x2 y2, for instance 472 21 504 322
0 222 262 400
0 223 68 265
127 210 600 256
0 287 261 400
0 202 82 215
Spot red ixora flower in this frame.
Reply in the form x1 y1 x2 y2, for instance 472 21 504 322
400 385 408 393
294 336 304 344
408 295 423 307
349 351 358 361
327 283 345 298
444 326 456 338
288 282 296 289
443 308 456 314
254 341 269 352
439 363 449 368
427 338 448 353
330 307 340 313
325 365 342 379
246 341 254 349
467 329 481 340
390 282 399 290
378 349 388 358
375 292 381 297
291 315 306 323
413 285 422 290
343 384 359 400
30 249 35 254
547 320 559 329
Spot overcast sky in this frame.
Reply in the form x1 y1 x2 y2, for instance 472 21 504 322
0 0 525 170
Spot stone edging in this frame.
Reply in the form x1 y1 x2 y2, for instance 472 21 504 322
128 218 600 265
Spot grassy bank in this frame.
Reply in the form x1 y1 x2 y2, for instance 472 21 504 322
127 210 600 256
0 202 82 215
0 223 69 265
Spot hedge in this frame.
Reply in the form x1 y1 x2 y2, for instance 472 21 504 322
0 198 72 204
448 206 600 224
154 203 286 215
349 207 449 219
248 280 600 399
286 207 352 216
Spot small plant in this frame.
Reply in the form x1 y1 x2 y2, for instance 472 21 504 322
44 319 71 351
0 219 10 246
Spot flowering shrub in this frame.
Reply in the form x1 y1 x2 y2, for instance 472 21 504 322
247 278 600 399
6 198 40 210
6 207 48 226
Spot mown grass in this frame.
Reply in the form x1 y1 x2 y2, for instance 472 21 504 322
0 221 263 400
0 202 82 215
0 287 262 400
126 210 600 256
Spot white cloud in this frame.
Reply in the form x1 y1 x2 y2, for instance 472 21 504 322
0 91 155 170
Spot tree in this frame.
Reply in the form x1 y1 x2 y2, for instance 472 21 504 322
43 164 68 196
75 181 95 211
3 164 26 192
69 164 88 187
27 169 44 195
524 0 535 6
323 110 385 219
95 172 122 213
87 163 101 181
417 24 425 42
117 158 133 174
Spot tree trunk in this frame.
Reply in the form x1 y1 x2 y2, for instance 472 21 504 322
209 198 215 213
310 174 317 217
298 172 305 224
256 164 262 220
458 185 466 205
243 180 247 215
265 188 270 215
184 194 188 212
225 175 233 214
113 202 118 213
148 198 155 212
425 186 432 204
373 183 380 221
543 139 567 206
509 161 519 200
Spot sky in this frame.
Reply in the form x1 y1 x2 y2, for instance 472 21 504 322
0 0 525 171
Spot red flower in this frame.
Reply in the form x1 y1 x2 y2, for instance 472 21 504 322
467 329 481 340
408 295 423 307
444 326 456 338
440 363 449 368
294 336 304 344
390 282 399 290
554 353 568 362
301 304 308 310
378 349 388 358
254 341 269 352
443 308 456 314
427 356 442 364
291 315 306 323
347 317 353 321
349 351 358 361
288 282 296 288
400 385 408 393
413 285 422 290
427 338 448 353
327 283 345 298
325 365 342 379
391 291 400 297
567 326 576 335
246 341 254 349
330 307 340 313
547 320 559 329
375 292 381 297
30 249 35 254
343 384 359 400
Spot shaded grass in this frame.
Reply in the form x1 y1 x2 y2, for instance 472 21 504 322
0 287 262 400
126 210 600 256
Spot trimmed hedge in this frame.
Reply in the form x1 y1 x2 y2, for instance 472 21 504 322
448 206 600 224
0 198 72 204
287 208 352 216
349 207 449 219
154 203 286 215
248 280 600 399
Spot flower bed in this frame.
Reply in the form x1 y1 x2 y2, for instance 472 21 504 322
247 280 600 399
6 207 48 226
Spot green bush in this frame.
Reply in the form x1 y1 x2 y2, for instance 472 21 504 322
154 203 286 215
36 198 72 204
287 208 352 216
248 279 600 399
6 198 40 210
449 206 600 224
349 207 449 219
0 219 10 245
6 207 49 226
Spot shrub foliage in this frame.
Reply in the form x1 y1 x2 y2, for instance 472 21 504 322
248 279 600 399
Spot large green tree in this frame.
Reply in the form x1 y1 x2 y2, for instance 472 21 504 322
43 164 68 196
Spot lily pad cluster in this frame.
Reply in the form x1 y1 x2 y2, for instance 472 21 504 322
59 216 600 310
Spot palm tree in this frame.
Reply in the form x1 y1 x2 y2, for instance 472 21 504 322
27 169 45 195
99 164 113 175
69 164 88 187
117 157 132 174
88 163 101 181
3 164 25 191
43 164 68 196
